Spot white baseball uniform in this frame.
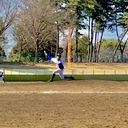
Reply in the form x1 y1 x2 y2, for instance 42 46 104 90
47 54 65 79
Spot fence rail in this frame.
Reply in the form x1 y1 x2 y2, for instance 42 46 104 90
0 69 128 75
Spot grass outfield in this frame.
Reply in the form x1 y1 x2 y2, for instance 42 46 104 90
1 62 128 81
4 74 128 82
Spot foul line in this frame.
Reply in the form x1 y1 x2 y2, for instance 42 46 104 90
0 91 128 94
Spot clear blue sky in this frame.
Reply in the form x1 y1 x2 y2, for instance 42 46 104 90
103 30 117 39
79 27 123 40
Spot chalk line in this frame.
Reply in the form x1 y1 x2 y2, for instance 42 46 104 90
0 91 128 94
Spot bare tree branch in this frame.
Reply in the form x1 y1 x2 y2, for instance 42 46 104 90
0 0 20 35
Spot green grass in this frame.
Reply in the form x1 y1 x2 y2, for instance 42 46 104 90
0 62 127 82
4 75 51 82
4 75 84 82
4 74 128 82
84 74 128 81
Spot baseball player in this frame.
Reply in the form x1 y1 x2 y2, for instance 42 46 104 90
44 51 74 82
0 71 4 82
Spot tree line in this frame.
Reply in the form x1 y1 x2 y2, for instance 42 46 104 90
0 0 128 63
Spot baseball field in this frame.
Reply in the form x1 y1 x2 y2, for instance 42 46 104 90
0 62 128 128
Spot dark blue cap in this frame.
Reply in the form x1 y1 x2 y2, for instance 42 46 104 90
57 53 61 57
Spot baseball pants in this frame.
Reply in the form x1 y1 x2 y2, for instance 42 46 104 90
53 69 64 79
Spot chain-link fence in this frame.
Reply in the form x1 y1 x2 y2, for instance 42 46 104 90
0 69 128 75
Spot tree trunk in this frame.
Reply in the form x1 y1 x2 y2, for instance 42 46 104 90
93 31 98 62
75 28 79 62
87 17 91 62
112 30 128 62
97 28 104 62
35 40 39 63
56 21 59 55
122 38 128 53
79 53 82 62
18 38 23 62
18 47 22 62
89 19 94 62
112 16 128 62
120 38 128 62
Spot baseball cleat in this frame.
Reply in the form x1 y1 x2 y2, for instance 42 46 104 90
70 76 75 80
47 79 53 82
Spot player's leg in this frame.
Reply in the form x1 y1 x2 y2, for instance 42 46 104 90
58 69 64 79
0 71 4 82
50 69 65 80
48 69 61 82
64 75 75 80
48 73 55 82
48 69 75 82
58 70 75 80
2 74 4 82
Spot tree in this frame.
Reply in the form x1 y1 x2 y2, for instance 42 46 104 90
64 0 95 62
100 38 128 62
13 0 59 62
0 43 7 61
71 35 88 62
0 0 19 36
75 0 128 63
111 0 128 62
65 0 114 62
9 0 128 63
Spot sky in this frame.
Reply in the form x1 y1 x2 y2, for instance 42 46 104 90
103 30 117 39
103 27 123 39
79 28 122 40
103 27 127 42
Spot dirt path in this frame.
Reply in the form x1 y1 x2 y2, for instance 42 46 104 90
0 80 128 128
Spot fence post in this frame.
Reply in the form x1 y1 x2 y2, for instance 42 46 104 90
93 70 94 75
26 69 27 75
34 69 36 75
72 70 73 75
82 70 84 75
3 68 5 79
125 70 127 75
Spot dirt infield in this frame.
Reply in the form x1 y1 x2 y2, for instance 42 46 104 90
0 80 128 128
